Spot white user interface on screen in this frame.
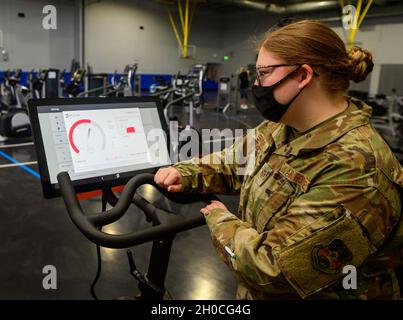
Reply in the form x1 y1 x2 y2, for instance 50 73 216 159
38 103 171 184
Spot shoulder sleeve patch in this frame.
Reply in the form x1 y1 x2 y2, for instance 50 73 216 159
276 209 376 298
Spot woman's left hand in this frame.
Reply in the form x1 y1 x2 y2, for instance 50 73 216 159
200 200 228 216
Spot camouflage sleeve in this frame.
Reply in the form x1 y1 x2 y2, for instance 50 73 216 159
173 129 255 194
204 169 399 298
204 208 287 294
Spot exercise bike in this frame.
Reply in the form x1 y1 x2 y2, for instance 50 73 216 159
57 172 218 300
0 70 32 141
77 63 140 98
63 69 86 98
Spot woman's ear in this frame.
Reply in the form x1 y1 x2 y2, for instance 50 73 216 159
301 69 307 81
299 64 314 88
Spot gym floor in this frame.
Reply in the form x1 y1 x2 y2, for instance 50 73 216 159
0 95 265 300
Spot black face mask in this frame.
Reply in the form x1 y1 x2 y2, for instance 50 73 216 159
252 66 305 123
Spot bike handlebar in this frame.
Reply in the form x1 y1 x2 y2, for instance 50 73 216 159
57 172 218 249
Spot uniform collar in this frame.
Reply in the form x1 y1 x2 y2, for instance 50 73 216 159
271 97 373 157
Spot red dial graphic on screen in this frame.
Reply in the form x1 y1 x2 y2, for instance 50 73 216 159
68 119 106 154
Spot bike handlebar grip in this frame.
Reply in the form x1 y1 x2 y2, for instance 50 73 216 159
155 186 219 205
57 171 99 233
57 172 156 227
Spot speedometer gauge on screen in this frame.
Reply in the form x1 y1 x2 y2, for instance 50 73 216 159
28 97 171 198
63 108 151 174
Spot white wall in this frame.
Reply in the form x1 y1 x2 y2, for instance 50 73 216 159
0 0 79 71
84 0 225 74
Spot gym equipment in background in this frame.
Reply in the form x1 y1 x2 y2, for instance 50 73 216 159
0 69 31 140
216 75 232 113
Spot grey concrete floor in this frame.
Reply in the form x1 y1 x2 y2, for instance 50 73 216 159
0 95 265 300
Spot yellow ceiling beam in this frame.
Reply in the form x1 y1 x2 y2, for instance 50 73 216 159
166 6 183 51
165 0 199 58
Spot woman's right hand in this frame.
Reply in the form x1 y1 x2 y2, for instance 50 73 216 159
154 167 183 192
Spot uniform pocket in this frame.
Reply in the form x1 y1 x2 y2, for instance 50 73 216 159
276 208 376 298
251 164 295 233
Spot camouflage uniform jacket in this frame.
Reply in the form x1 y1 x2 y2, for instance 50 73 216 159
174 97 403 299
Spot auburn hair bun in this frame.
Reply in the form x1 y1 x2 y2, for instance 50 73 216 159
347 46 374 83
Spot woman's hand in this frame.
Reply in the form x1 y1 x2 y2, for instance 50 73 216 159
154 167 183 192
200 200 228 216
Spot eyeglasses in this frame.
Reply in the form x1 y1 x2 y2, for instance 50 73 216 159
255 64 319 86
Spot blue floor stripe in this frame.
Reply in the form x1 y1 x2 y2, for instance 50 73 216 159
0 150 40 179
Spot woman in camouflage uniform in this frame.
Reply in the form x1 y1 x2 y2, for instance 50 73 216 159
155 20 403 299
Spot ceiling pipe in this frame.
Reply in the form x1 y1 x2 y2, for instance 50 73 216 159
302 3 403 23
220 0 339 14
319 10 403 23
220 1 403 25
